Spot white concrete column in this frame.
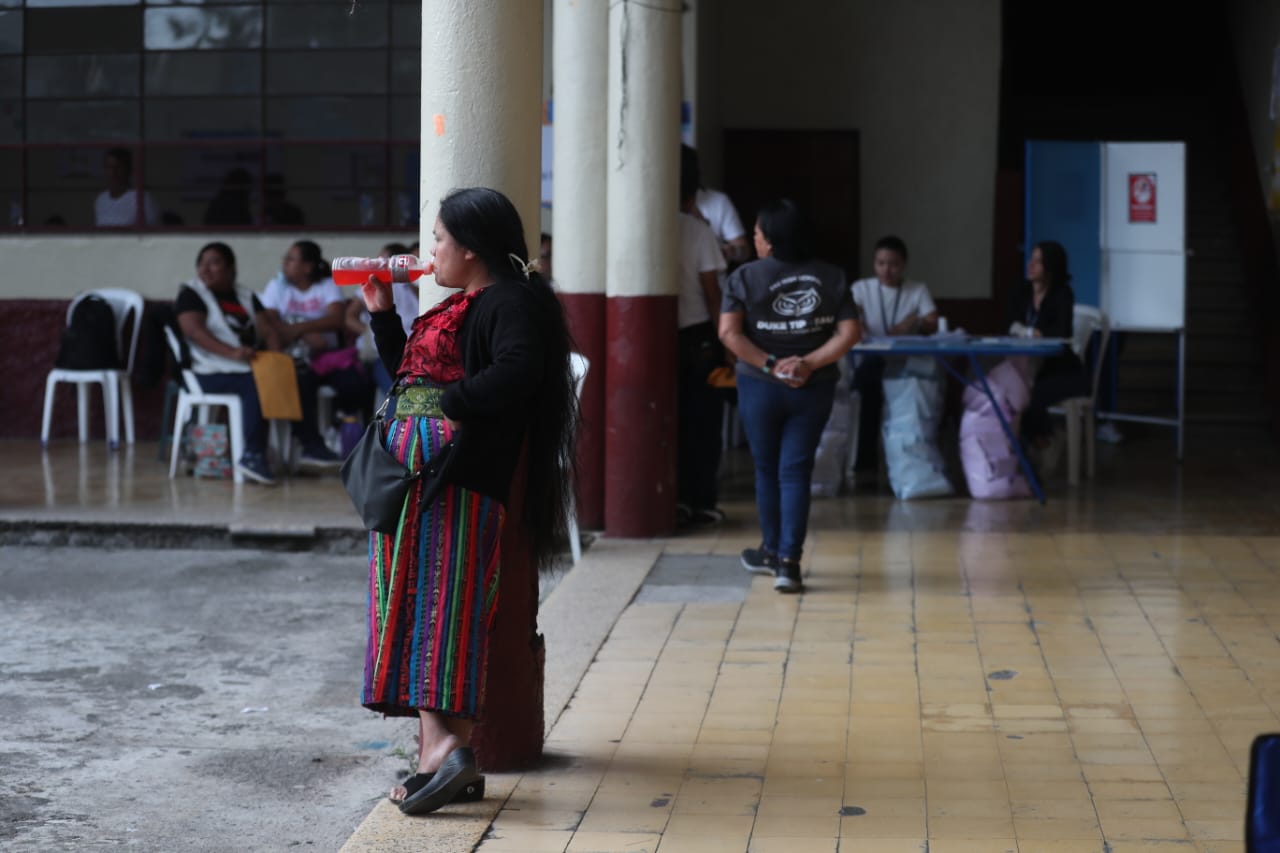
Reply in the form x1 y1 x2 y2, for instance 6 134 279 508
605 0 682 302
418 0 544 308
416 0 546 772
552 0 608 302
603 0 682 537
552 0 609 529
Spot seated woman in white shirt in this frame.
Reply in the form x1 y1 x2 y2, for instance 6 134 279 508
848 235 939 480
261 240 373 460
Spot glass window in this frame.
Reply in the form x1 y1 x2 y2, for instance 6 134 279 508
145 51 261 96
8 0 417 232
389 95 419 138
144 96 261 139
390 3 418 47
0 148 19 191
27 54 140 98
26 99 139 142
0 58 20 98
25 146 105 191
0 99 20 143
24 146 141 226
266 95 385 140
0 10 20 54
144 6 262 50
26 0 138 7
26 7 141 53
145 144 261 220
147 0 255 5
266 50 386 95
266 3 386 49
390 48 417 93
264 0 386 5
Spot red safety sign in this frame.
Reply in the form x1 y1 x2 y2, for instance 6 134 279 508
1129 173 1157 223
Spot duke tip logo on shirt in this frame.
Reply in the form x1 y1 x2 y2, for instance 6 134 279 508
773 287 820 317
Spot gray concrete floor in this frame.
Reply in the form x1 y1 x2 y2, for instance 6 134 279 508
0 545 405 853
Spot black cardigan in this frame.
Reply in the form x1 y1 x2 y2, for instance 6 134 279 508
370 280 545 503
1007 281 1084 379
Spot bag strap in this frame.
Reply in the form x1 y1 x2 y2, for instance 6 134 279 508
373 387 395 420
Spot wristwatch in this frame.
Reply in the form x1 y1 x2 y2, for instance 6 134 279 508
761 354 777 375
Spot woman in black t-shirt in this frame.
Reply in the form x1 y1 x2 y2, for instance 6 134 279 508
719 199 860 594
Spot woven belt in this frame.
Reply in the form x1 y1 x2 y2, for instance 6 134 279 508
394 384 445 419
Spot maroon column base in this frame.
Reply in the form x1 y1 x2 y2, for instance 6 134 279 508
472 448 544 771
604 295 678 538
560 292 606 531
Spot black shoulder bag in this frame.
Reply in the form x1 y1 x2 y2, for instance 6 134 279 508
340 391 458 534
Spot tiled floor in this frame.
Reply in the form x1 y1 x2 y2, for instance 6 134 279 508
6 429 1279 852
475 426 1280 853
480 527 1273 852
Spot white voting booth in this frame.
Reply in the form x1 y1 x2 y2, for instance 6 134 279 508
1025 140 1187 458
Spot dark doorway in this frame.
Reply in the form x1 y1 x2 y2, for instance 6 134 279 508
721 129 860 277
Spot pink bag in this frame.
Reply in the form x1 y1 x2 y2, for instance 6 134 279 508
310 346 363 376
959 358 1032 499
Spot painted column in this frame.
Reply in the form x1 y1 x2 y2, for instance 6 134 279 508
419 0 544 771
552 0 608 531
418 0 544 308
604 0 682 536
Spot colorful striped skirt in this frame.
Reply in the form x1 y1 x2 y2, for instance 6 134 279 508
362 411 504 719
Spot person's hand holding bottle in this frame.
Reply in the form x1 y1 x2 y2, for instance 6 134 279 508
360 275 394 312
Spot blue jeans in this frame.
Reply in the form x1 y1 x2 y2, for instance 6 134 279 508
736 372 836 561
197 366 335 459
196 372 267 457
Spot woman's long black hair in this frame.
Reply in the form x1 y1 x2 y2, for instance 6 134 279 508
438 187 579 571
1034 240 1072 289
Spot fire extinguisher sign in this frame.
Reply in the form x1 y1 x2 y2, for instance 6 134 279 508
1129 173 1157 223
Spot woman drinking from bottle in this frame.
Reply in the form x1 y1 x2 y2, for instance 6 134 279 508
358 187 578 815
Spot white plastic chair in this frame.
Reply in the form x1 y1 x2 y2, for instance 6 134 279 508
1050 305 1110 486
164 326 247 485
40 289 144 449
567 352 589 564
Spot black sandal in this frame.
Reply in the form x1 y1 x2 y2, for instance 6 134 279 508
391 768 485 806
395 772 434 801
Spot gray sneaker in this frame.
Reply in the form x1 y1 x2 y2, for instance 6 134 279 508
773 558 803 593
741 546 777 575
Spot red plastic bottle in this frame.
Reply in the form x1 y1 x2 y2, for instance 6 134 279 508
331 254 433 286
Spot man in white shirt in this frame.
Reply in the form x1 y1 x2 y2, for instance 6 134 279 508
678 157 729 526
848 235 939 480
683 145 749 264
94 148 160 227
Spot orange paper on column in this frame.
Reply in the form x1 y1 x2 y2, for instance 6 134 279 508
433 114 446 136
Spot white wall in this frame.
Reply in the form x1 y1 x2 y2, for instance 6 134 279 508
0 233 409 300
709 0 1001 298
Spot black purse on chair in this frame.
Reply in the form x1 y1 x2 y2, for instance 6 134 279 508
340 392 457 534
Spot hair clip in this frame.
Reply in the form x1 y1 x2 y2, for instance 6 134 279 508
508 253 540 280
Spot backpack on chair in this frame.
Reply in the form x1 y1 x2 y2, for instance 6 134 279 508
55 295 123 370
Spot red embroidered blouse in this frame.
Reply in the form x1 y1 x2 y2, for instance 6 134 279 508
395 289 484 384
